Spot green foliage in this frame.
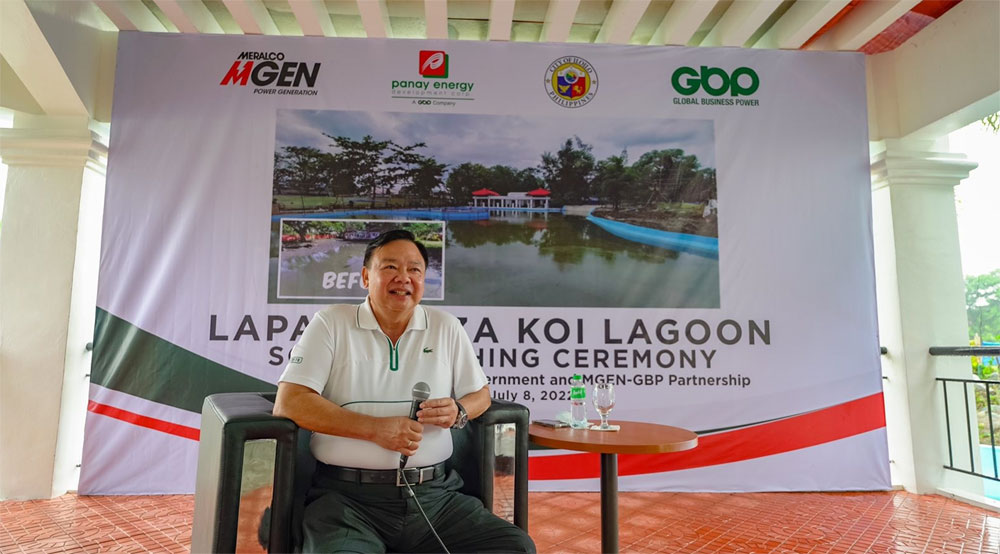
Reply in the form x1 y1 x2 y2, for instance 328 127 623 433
273 135 435 208
275 133 716 211
540 137 596 205
401 157 447 205
657 202 705 218
325 135 392 203
281 220 349 241
983 112 999 134
592 152 633 211
273 146 343 207
446 163 491 203
402 222 443 243
967 269 1000 343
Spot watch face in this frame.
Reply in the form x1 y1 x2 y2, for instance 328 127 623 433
453 402 468 428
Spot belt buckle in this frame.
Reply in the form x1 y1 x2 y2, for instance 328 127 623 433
396 468 419 486
396 466 430 486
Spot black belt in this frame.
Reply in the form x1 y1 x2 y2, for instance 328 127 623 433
321 462 446 486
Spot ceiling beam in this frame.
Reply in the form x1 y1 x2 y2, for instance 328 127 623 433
357 0 391 38
595 0 650 44
808 0 921 51
701 0 784 47
0 0 87 116
221 0 279 35
290 0 335 37
540 0 579 43
487 0 515 41
648 0 718 46
754 0 851 50
151 0 224 34
424 0 448 39
93 0 167 33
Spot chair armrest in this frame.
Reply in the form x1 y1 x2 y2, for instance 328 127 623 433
450 399 530 531
478 398 530 427
192 392 298 554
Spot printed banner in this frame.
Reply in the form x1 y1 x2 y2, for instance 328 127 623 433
80 32 888 494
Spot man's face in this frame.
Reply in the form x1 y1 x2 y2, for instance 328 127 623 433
362 239 426 318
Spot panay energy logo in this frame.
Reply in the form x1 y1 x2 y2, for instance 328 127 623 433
419 51 448 78
391 50 476 107
545 56 598 108
219 51 321 96
670 65 760 107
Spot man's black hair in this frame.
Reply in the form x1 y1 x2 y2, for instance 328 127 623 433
363 229 429 268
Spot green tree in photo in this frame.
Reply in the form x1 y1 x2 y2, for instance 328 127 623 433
403 222 442 243
592 151 634 211
446 162 491 203
540 137 595 205
968 269 1000 343
484 165 519 195
631 149 697 206
689 167 718 204
324 135 434 206
326 135 392 205
384 141 429 201
516 167 543 192
273 146 339 210
401 157 447 206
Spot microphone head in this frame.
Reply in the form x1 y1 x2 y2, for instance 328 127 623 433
412 381 431 401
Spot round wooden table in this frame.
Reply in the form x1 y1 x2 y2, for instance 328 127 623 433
529 421 698 553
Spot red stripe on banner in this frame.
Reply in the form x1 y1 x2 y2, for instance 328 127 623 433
88 401 200 441
529 392 886 480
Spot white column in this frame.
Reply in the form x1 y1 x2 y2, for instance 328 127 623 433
871 137 980 496
0 115 107 499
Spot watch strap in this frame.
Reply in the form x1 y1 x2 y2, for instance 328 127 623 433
452 400 468 429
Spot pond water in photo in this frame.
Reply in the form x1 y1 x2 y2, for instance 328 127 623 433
443 213 718 308
275 238 444 300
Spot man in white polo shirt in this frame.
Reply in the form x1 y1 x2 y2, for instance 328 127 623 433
274 229 534 553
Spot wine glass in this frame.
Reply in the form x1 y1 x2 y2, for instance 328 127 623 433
593 383 615 429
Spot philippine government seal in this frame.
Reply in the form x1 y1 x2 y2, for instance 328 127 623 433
544 56 598 108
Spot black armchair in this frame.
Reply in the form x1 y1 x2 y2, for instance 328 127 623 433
191 392 530 553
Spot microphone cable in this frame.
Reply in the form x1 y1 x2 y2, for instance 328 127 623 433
400 471 451 554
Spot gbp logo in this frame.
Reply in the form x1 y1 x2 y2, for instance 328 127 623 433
671 66 759 97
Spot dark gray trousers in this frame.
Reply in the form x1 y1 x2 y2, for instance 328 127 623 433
302 466 535 553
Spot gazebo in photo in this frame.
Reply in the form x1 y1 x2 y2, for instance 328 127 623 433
471 188 551 210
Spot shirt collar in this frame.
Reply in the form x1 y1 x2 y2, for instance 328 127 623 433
357 297 427 333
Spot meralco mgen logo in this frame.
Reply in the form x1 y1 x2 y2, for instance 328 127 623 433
220 51 321 96
670 65 760 108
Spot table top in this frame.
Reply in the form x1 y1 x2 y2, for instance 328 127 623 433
528 420 698 454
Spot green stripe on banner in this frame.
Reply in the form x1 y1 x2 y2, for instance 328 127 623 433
91 308 275 413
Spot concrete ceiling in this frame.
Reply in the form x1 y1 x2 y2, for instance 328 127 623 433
35 0 961 52
3 0 993 138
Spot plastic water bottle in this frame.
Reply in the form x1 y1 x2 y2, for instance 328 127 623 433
570 374 588 428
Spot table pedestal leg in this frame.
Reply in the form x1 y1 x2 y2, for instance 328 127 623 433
600 453 618 553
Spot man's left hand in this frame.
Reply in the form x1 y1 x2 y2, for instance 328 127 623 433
417 398 458 428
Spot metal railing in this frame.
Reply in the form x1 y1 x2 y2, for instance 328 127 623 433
932 346 1000 483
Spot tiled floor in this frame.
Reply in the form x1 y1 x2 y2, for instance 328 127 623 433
1 491 998 553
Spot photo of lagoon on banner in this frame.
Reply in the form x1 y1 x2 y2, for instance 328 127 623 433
268 109 720 307
274 219 445 300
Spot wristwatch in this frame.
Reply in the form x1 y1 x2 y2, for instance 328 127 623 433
452 400 468 429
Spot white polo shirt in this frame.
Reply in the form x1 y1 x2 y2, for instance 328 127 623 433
278 298 488 469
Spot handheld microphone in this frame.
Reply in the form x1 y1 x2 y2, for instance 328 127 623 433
400 381 430 468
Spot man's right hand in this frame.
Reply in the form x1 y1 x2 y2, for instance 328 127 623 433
376 416 423 457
